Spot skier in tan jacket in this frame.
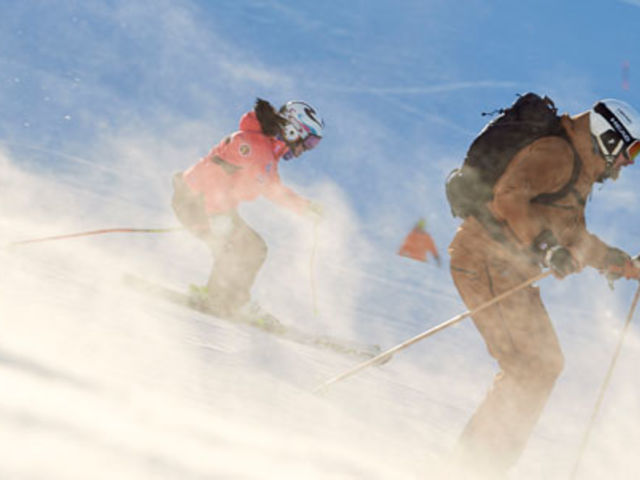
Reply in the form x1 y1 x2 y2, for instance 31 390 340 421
449 98 640 476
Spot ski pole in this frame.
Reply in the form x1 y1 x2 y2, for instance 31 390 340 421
310 219 320 316
569 282 640 480
313 270 551 394
7 226 183 247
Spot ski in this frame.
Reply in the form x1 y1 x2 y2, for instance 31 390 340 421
123 274 383 360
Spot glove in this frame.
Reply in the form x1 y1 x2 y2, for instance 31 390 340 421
603 248 640 285
304 202 324 224
531 230 578 278
544 245 578 279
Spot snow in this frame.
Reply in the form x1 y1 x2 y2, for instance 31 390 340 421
0 151 458 479
2 139 640 480
2 1 640 478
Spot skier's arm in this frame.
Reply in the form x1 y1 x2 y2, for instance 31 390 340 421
263 173 311 215
563 216 612 270
493 138 623 273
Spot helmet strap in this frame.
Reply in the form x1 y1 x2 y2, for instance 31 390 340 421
592 135 619 182
276 133 302 161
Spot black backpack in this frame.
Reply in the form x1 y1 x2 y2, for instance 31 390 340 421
445 93 581 225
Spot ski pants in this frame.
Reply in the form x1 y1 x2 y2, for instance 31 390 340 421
171 172 267 313
448 217 564 474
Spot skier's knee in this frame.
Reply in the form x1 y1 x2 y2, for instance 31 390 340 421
258 235 267 258
544 350 564 380
526 350 564 385
507 349 564 385
251 232 268 261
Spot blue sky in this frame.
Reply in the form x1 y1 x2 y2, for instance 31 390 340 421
2 1 640 316
2 3 640 477
2 0 639 245
3 0 640 350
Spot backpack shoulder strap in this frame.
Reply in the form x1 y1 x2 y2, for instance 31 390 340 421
476 136 583 245
531 137 582 205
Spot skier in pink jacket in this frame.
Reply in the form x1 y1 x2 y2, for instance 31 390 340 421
172 98 324 322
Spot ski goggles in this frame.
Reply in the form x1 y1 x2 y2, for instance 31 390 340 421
281 134 322 160
623 139 640 165
302 134 321 151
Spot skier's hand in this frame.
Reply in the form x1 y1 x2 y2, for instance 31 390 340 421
531 230 577 279
544 245 578 279
603 248 640 283
609 259 640 280
304 202 324 224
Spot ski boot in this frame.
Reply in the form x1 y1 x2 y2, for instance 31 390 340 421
233 301 285 333
187 284 231 316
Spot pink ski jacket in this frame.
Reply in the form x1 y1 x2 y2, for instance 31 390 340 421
183 111 310 215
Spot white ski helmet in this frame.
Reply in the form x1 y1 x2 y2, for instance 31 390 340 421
590 98 640 165
279 101 325 147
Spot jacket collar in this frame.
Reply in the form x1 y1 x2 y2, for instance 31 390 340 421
562 112 607 183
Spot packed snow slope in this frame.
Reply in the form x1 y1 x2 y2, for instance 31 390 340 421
2 1 640 479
